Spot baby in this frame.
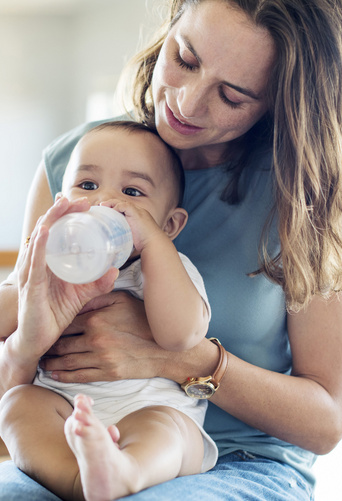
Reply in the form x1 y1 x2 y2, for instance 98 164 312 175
0 121 217 501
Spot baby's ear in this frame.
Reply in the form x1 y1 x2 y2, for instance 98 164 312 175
55 192 63 202
163 208 188 240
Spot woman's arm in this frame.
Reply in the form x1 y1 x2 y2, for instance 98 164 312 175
208 294 342 455
41 292 342 454
39 291 218 383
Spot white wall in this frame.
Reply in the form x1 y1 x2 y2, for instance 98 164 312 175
0 0 162 249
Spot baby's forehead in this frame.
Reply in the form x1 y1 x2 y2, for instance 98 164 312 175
82 126 172 163
67 126 179 185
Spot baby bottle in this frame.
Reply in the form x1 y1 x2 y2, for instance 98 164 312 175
45 206 133 284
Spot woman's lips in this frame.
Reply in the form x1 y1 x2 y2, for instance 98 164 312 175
165 104 204 136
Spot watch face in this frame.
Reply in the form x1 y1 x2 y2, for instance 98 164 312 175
185 383 215 399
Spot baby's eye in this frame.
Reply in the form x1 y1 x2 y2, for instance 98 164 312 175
80 181 98 190
123 187 143 197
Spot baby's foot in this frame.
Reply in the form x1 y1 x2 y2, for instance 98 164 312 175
65 394 130 501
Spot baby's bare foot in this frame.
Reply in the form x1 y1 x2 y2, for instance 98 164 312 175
65 394 132 501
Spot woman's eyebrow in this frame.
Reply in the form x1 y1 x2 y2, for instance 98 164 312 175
182 36 261 101
183 36 202 63
222 81 261 100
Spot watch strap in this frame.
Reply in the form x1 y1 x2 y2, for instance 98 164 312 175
181 338 229 397
209 338 229 390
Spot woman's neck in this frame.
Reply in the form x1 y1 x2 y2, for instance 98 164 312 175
176 144 229 170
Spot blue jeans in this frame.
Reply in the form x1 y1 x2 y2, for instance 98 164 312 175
0 452 314 500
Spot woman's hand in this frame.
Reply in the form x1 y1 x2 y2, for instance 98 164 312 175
16 196 118 359
0 196 119 395
39 291 156 382
39 291 220 384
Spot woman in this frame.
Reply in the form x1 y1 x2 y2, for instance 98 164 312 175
1 0 342 499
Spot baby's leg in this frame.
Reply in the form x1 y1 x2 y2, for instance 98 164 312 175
65 394 204 501
0 384 83 500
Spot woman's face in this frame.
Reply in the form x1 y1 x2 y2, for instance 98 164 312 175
152 0 275 166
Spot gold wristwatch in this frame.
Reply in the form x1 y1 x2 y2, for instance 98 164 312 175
181 338 229 399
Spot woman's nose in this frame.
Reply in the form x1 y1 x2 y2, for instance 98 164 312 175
177 81 208 119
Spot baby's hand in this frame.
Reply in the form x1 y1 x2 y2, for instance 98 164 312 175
100 200 165 253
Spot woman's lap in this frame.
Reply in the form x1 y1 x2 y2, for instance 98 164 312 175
0 452 314 501
0 460 60 501
121 452 314 501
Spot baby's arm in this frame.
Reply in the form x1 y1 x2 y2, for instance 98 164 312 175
141 233 210 351
109 201 209 351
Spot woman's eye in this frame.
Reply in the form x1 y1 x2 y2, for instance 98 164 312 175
80 181 98 190
123 187 143 197
174 52 197 72
219 87 242 109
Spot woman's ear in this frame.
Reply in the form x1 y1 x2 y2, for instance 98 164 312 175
163 208 188 240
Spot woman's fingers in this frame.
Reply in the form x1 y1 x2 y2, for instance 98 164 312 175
18 196 91 288
18 223 43 288
40 351 96 373
39 196 90 231
51 367 105 384
26 226 49 283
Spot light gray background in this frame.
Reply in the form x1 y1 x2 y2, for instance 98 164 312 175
0 0 163 249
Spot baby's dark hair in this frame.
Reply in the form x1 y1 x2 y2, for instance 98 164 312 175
89 120 185 206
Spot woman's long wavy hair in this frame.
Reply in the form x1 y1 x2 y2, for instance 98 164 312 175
124 0 342 310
